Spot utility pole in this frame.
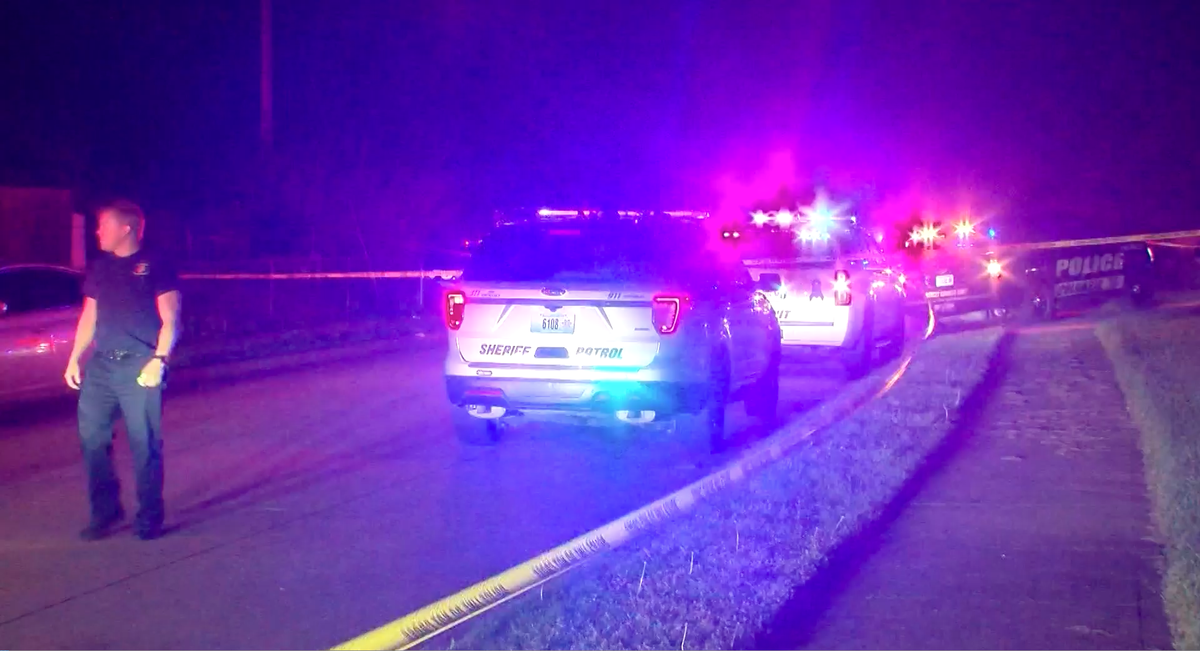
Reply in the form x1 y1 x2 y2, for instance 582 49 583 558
257 0 278 256
260 0 273 154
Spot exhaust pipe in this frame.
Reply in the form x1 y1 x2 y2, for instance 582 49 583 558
466 405 507 419
615 409 657 424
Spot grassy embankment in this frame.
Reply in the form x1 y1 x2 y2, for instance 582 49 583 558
1097 309 1200 650
425 324 1008 650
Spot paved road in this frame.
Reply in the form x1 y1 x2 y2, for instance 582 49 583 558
0 338 856 650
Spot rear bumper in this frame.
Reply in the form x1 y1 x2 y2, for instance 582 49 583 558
445 376 709 416
919 273 1018 316
777 303 858 349
924 292 999 316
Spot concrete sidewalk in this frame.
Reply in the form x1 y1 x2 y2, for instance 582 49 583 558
760 324 1172 649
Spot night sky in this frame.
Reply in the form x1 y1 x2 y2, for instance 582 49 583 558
2 0 1198 249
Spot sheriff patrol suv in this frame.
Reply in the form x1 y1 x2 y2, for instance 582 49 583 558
442 209 782 451
736 208 907 377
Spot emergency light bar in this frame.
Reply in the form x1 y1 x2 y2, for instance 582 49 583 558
906 217 998 249
496 208 710 227
747 189 853 230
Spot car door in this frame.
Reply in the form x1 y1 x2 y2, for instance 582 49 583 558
0 268 84 401
714 257 768 387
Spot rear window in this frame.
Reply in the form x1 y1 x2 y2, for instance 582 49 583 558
463 221 711 283
738 225 865 261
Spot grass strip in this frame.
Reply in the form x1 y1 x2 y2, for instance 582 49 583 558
421 325 1006 651
1097 310 1200 650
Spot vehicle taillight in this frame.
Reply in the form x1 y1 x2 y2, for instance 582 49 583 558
986 259 1003 278
15 336 53 353
833 270 851 306
445 291 466 330
652 296 684 334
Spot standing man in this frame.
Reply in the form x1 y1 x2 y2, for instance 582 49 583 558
64 199 182 541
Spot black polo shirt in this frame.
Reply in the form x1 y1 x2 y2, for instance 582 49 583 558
83 250 180 354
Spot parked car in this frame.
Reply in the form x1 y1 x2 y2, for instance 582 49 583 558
0 263 84 403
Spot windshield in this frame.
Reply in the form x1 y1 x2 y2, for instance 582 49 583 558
463 221 711 284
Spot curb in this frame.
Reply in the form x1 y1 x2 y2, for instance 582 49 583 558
332 311 935 651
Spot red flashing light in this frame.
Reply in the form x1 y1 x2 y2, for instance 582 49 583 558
445 291 466 330
833 270 851 306
986 259 1003 278
652 295 684 334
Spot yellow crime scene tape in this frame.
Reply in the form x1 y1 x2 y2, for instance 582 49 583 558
178 231 1198 282
331 309 934 651
1000 229 1200 252
1147 239 1200 249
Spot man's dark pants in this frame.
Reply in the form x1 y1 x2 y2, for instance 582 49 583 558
78 352 165 533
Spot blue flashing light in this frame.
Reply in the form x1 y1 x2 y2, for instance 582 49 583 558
987 228 997 239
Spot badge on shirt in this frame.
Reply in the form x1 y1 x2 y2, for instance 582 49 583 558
133 262 150 276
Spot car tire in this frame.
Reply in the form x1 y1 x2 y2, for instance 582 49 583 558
676 348 731 453
842 307 874 379
1128 283 1155 309
880 311 905 361
1019 284 1055 323
744 341 781 427
451 408 504 446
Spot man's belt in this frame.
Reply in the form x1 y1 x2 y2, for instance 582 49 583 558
97 349 148 361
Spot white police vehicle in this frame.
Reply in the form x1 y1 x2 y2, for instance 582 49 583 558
736 198 908 377
442 209 782 451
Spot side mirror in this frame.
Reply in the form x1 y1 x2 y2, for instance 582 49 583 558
756 273 783 292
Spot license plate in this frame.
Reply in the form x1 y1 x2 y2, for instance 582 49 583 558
935 274 954 288
532 313 575 334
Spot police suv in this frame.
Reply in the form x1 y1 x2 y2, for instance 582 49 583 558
898 219 1016 320
442 209 782 451
736 208 907 377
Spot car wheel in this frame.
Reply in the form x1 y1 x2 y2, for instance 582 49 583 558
1018 283 1055 323
744 342 781 427
880 311 905 361
842 307 874 379
676 349 731 453
1128 283 1155 309
451 407 504 445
